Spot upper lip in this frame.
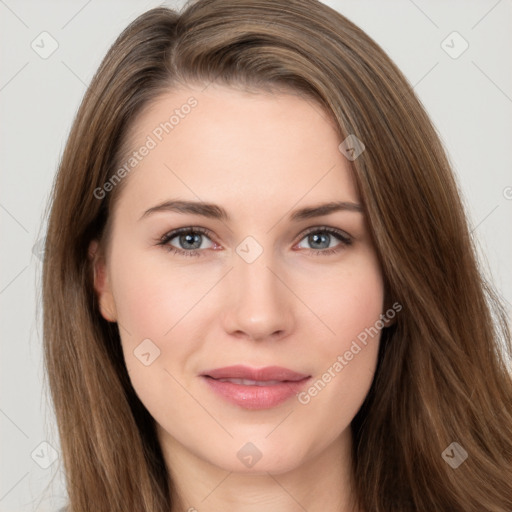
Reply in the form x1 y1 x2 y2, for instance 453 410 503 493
202 365 310 382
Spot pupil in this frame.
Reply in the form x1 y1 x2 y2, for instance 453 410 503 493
310 233 329 249
181 233 201 249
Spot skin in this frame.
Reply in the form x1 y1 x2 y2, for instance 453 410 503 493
91 83 385 512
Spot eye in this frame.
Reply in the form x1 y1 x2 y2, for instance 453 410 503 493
157 227 217 257
156 226 352 258
295 227 352 256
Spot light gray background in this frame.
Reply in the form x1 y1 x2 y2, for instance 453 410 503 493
1 1 511 510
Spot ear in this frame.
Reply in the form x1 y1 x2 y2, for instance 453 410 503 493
88 240 117 322
382 311 397 328
382 292 398 328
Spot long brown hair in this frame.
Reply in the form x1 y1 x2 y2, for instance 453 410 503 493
42 1 512 510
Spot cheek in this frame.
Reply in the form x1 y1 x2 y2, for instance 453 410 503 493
292 258 384 446
108 246 226 391
295 251 384 403
109 247 208 339
301 251 385 352
108 251 207 411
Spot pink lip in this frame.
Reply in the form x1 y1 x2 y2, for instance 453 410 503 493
201 365 311 410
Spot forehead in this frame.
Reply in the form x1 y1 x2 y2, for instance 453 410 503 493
114 84 359 222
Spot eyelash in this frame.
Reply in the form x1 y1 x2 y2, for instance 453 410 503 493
156 226 352 258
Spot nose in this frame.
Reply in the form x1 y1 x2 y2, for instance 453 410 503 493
221 249 295 342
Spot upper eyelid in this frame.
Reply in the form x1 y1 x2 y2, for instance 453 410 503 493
299 225 351 238
160 226 212 240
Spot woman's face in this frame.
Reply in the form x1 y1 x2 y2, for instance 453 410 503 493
93 84 385 474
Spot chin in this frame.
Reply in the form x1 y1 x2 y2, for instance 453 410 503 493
205 437 309 475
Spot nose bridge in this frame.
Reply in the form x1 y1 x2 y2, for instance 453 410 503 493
223 241 293 339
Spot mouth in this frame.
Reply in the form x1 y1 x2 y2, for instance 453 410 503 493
200 365 311 410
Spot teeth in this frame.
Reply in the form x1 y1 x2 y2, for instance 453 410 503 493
216 378 283 386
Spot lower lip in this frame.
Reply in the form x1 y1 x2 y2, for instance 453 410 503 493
202 376 311 410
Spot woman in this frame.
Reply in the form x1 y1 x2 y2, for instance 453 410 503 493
42 0 512 510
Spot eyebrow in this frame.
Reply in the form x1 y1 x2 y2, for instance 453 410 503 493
139 199 363 222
